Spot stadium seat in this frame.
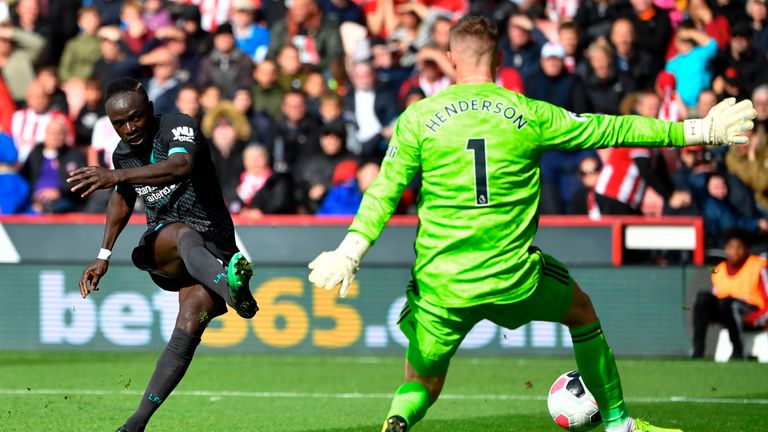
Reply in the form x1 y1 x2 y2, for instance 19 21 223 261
714 329 768 363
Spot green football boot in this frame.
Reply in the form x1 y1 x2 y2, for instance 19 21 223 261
227 252 258 318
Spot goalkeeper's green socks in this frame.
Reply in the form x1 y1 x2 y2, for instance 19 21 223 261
384 381 431 429
570 321 628 428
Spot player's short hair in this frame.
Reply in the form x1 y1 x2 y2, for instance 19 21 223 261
723 227 754 247
448 15 498 53
105 77 150 106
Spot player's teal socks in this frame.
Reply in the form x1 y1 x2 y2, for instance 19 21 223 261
570 321 628 428
386 381 431 427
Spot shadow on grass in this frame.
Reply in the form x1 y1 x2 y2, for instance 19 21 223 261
299 414 553 432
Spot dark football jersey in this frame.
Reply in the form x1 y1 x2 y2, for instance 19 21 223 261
112 113 236 249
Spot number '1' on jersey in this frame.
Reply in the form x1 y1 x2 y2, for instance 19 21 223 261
350 82 686 308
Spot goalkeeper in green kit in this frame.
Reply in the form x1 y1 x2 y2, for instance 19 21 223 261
308 15 755 432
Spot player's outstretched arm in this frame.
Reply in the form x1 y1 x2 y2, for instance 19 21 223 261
534 97 756 151
67 153 194 198
79 187 136 299
683 98 756 146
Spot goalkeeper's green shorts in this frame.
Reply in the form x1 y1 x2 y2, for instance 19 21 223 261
398 250 574 377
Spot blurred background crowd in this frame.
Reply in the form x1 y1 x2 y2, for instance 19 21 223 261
0 0 767 248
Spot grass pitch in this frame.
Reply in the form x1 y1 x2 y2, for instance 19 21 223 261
0 352 764 431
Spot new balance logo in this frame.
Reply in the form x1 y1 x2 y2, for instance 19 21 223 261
172 126 195 143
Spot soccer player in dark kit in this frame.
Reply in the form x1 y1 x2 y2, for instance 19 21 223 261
66 78 258 432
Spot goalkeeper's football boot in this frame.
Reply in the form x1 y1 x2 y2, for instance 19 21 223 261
632 418 683 432
382 415 407 432
116 426 143 432
226 252 258 318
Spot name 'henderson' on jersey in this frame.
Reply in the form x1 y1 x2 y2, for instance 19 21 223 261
112 112 235 248
349 82 686 308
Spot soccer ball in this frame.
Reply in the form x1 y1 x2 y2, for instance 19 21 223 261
547 370 602 431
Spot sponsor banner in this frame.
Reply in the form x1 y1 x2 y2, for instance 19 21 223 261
0 265 691 356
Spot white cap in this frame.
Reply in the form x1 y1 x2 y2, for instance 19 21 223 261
541 42 565 59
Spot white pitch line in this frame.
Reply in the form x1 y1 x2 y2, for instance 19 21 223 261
0 389 766 405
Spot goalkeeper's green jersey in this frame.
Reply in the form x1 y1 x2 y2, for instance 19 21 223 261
349 82 686 308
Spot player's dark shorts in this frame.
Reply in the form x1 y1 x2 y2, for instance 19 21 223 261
131 224 237 292
398 249 574 377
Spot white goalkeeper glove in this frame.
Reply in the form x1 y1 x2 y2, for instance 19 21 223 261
684 97 757 146
308 232 370 297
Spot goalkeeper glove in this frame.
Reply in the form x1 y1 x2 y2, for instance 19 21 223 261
308 232 370 297
684 97 757 146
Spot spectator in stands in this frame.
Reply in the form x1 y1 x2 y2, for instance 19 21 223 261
558 21 582 74
0 132 30 214
58 6 102 83
178 4 212 56
0 22 45 103
609 18 655 90
36 67 69 116
718 0 750 25
317 159 379 215
46 0 81 67
574 0 630 43
703 173 768 245
20 119 86 214
692 228 768 359
120 1 158 56
525 42 588 112
91 26 141 93
303 70 327 116
197 23 253 98
570 156 603 219
232 0 270 63
89 0 122 26
11 81 69 164
270 90 321 173
199 84 222 117
252 59 284 120
266 0 343 69
155 25 201 83
318 0 366 26
295 120 353 214
142 0 172 32
713 66 749 102
237 144 295 217
747 0 768 54
143 47 183 114
398 47 453 102
655 71 687 122
714 21 768 98
580 41 634 115
751 85 768 146
370 38 413 97
688 0 731 50
500 14 543 79
201 102 251 206
320 91 359 154
726 129 768 217
276 43 309 91
627 0 672 76
175 84 201 123
666 25 718 108
385 1 423 67
74 78 105 147
345 61 397 158
12 0 53 65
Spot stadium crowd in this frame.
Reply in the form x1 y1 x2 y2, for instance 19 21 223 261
0 0 767 246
